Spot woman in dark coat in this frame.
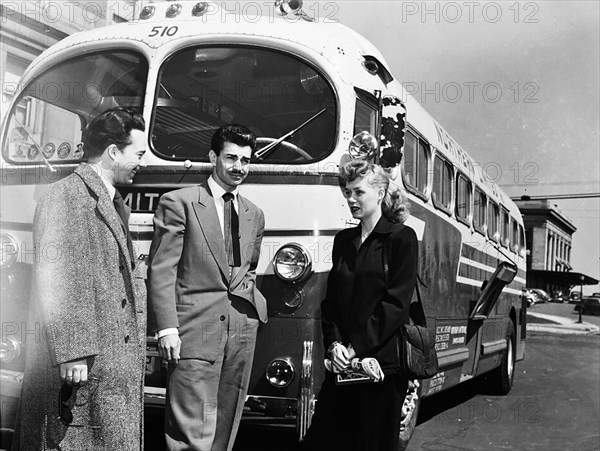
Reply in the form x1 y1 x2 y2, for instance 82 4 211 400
302 159 418 451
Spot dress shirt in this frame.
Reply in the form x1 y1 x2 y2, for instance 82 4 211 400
88 162 116 200
207 175 239 240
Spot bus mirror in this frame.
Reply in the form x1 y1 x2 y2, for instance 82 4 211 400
379 95 406 168
470 261 517 319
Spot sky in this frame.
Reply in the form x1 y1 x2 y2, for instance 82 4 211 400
321 0 599 292
9 0 599 291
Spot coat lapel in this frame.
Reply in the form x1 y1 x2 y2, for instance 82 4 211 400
230 195 255 287
74 164 131 267
191 182 230 279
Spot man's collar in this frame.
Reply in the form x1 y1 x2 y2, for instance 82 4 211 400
208 174 239 200
88 162 116 200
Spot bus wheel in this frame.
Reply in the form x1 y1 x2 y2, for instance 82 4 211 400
488 321 516 395
398 380 421 451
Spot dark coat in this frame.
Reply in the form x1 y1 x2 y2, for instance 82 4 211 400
321 216 418 372
13 164 147 451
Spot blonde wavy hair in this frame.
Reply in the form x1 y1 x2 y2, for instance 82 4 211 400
339 159 410 223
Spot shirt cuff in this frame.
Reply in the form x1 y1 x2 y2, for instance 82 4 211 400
157 328 179 339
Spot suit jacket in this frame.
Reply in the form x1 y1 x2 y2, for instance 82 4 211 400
148 181 266 361
321 216 418 372
14 164 147 451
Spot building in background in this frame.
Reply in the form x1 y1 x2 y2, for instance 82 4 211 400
1 1 140 121
515 198 598 298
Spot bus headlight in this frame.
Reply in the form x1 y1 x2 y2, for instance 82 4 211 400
0 233 19 268
266 358 295 387
273 244 312 283
0 337 21 363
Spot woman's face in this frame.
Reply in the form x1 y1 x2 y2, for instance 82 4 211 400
343 175 384 221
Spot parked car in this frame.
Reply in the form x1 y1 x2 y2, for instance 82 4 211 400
551 290 566 303
569 291 581 303
530 289 550 304
522 289 537 307
574 297 600 316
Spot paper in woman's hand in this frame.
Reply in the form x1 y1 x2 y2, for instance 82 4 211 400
324 357 385 384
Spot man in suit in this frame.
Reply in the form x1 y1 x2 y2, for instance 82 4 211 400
13 108 147 450
148 124 267 451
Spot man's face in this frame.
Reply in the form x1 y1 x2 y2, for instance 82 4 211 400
209 142 252 190
111 129 146 185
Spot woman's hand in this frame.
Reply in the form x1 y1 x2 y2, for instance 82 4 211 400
330 343 351 373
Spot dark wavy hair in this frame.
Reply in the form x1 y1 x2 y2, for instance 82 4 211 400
211 124 257 156
82 108 145 160
339 159 410 223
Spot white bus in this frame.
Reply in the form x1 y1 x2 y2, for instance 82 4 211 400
0 2 526 448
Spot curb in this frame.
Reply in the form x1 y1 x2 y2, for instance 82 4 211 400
526 323 600 335
527 312 600 335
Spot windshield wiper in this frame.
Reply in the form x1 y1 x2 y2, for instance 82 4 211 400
254 108 326 160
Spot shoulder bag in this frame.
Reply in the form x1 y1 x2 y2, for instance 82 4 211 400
383 231 439 379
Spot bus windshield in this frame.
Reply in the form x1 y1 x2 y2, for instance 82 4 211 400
151 46 337 164
2 51 148 165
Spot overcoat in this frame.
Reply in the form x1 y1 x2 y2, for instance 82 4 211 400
12 164 147 451
321 215 418 372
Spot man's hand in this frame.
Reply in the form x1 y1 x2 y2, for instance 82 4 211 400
60 359 88 386
330 343 351 373
158 334 181 364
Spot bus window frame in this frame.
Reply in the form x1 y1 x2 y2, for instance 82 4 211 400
431 151 453 216
473 186 487 236
148 44 338 164
455 170 473 227
354 87 379 137
2 49 149 166
510 216 519 253
487 200 500 243
401 127 430 202
500 206 510 249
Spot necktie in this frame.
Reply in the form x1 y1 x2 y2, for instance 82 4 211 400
223 192 241 267
113 190 135 265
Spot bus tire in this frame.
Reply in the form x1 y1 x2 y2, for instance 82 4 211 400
398 380 422 451
488 321 516 395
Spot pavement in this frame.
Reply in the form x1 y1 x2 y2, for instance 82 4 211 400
526 310 600 334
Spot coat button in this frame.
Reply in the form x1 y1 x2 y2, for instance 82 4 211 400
119 264 125 271
122 299 127 308
124 335 130 343
220 315 226 321
131 262 136 270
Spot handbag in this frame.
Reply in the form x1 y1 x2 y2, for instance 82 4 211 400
383 232 439 379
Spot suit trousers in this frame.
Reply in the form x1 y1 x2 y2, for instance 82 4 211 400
164 296 259 451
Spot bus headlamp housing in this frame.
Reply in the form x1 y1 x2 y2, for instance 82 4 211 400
0 233 19 268
266 358 295 387
273 244 312 283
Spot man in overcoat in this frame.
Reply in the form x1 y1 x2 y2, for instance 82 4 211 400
147 124 267 451
12 108 148 450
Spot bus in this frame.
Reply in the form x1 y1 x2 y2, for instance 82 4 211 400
0 1 527 448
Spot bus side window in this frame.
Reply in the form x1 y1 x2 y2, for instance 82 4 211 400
501 207 510 248
473 187 487 235
510 217 519 253
488 201 499 242
401 130 429 199
456 173 472 226
431 153 453 214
